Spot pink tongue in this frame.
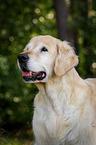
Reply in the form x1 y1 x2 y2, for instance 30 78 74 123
22 71 31 76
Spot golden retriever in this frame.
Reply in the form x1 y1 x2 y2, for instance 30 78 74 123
18 35 96 145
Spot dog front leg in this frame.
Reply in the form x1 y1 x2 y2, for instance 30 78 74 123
34 134 50 145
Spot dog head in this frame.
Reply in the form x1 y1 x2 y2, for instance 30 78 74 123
17 35 78 83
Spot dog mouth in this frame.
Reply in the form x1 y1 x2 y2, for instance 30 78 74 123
22 71 46 82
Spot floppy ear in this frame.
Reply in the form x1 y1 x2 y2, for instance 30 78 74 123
54 41 79 76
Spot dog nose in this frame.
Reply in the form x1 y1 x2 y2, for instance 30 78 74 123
18 53 29 63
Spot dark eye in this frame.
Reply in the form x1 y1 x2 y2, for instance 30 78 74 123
41 47 48 52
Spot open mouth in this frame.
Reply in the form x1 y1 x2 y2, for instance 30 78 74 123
22 71 46 82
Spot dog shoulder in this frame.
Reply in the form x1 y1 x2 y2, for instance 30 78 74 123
85 78 96 96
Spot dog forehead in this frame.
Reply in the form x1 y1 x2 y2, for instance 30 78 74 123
27 35 57 53
30 35 55 42
30 35 56 46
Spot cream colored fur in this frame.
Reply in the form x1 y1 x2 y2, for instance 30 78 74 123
22 35 96 145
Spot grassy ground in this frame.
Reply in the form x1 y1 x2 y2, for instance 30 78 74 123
0 127 34 145
0 137 34 145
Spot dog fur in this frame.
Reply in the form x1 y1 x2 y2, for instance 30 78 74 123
18 35 96 145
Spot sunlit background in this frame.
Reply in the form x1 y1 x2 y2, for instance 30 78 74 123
0 0 96 144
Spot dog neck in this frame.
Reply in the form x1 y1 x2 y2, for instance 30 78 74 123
35 68 87 114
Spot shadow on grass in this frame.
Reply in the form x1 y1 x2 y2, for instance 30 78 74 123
0 124 34 145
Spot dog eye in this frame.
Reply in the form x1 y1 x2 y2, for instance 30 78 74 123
41 47 48 52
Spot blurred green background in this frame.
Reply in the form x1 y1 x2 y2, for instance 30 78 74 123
0 0 96 144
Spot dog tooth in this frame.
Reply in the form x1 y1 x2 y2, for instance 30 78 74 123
29 71 32 76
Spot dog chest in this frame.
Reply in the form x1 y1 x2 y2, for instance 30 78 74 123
33 92 96 145
33 97 80 144
33 107 95 145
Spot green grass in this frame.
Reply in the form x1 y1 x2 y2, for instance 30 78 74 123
0 127 34 145
0 137 34 145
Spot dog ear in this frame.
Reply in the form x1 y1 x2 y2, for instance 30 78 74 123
54 41 79 76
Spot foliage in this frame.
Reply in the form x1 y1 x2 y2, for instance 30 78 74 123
0 0 56 129
68 0 96 77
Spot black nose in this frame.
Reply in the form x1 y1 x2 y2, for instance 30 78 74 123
18 53 29 63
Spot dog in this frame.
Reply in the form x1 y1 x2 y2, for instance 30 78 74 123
18 35 96 145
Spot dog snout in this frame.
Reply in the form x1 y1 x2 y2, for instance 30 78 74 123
18 53 29 72
18 53 29 63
